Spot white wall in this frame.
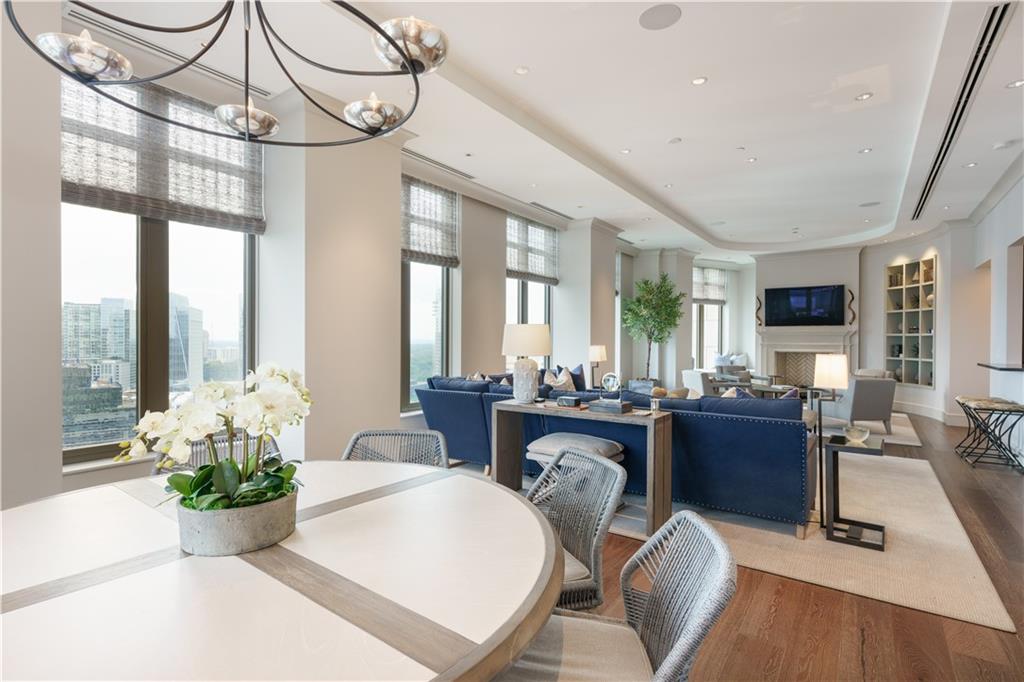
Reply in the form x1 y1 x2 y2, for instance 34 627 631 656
1 2 64 508
260 94 405 460
452 196 506 376
737 264 757 362
617 251 634 380
974 176 1024 451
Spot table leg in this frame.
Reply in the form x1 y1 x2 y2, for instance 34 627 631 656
646 417 672 536
824 446 835 537
492 408 524 490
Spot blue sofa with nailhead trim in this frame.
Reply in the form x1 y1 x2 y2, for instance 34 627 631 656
417 379 816 526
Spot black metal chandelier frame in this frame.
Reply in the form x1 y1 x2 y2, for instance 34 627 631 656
3 0 423 147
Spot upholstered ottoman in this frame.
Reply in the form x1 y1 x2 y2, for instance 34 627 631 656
526 432 625 468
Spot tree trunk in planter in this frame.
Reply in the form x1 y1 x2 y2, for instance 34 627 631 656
645 339 653 380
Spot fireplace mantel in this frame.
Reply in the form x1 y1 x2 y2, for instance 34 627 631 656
756 325 858 377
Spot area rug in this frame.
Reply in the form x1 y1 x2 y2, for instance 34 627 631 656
822 411 922 446
612 454 1014 632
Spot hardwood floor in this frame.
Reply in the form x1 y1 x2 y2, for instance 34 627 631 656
595 415 1024 681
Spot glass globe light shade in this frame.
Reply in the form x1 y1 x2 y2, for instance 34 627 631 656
35 29 133 81
342 92 404 134
371 16 448 75
214 97 280 138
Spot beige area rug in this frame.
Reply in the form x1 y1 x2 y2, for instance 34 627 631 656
612 454 1015 632
822 411 922 446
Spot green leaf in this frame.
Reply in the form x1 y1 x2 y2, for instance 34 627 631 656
279 463 297 484
166 473 194 497
212 459 241 496
195 493 228 510
207 496 232 510
246 453 258 479
190 465 215 495
262 456 282 471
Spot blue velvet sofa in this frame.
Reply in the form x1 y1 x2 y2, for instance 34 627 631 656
416 379 815 526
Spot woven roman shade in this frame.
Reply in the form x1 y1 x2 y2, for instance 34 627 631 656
401 175 460 267
692 266 727 304
506 214 559 286
60 78 265 233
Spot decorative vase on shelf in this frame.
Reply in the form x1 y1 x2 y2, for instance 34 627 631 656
114 363 311 557
925 292 934 308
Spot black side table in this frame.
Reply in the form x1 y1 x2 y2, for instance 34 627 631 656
824 434 886 551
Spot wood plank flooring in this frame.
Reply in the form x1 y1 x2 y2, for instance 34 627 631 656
595 415 1024 681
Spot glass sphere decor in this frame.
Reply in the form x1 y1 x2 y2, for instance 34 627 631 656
35 29 132 81
372 16 448 74
843 425 871 443
215 97 280 139
342 92 404 134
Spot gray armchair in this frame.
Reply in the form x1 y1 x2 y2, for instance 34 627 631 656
819 376 897 434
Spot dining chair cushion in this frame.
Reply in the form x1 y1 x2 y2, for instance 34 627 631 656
527 433 624 459
497 612 653 681
562 546 591 582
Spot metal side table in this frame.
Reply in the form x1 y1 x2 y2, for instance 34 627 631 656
824 434 886 551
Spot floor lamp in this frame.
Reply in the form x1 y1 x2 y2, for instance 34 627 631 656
589 344 607 389
812 353 849 527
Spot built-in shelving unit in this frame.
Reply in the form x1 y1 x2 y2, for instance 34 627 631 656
885 256 935 388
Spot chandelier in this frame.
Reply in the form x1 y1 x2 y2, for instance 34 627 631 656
3 0 449 147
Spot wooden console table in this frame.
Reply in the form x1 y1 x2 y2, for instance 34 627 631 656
491 401 672 536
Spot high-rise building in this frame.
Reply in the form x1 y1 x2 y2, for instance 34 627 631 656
99 298 136 389
169 293 204 392
62 302 101 364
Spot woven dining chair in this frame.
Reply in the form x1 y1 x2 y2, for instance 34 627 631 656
153 432 281 474
525 447 626 610
498 510 735 682
341 429 449 468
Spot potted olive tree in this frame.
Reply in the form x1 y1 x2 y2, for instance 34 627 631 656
622 273 685 393
116 363 311 556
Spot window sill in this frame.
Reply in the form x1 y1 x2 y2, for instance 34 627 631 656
63 454 156 477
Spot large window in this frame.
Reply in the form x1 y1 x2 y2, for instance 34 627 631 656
505 278 551 370
61 204 138 450
401 176 457 411
692 266 728 369
59 78 262 462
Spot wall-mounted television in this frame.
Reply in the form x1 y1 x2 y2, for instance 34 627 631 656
765 285 845 326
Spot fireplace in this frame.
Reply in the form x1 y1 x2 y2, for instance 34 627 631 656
774 352 817 386
756 325 858 384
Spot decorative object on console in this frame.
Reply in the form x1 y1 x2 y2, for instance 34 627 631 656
843 424 871 443
5 0 447 146
755 295 763 326
601 372 621 392
622 273 686 382
589 399 634 414
115 363 311 556
847 289 857 324
589 344 607 389
556 395 582 408
502 323 552 403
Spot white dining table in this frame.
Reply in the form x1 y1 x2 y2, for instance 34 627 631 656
1 461 564 681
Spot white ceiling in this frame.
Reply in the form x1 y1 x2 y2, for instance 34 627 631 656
63 1 1024 261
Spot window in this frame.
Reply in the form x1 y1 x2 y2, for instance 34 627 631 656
692 266 728 369
59 78 262 463
61 204 138 450
505 278 551 370
401 176 457 411
168 222 247 405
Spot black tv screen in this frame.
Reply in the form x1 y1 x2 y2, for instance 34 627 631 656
765 285 845 326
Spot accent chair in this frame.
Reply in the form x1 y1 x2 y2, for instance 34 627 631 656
819 376 898 434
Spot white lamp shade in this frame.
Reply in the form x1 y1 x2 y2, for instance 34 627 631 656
588 344 607 363
502 324 551 357
814 354 849 390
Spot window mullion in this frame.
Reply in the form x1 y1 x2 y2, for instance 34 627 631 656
138 217 169 416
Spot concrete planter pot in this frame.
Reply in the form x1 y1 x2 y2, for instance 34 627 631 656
177 492 297 557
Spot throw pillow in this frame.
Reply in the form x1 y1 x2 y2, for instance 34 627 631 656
712 353 732 368
779 387 800 399
730 353 748 367
467 371 486 381
544 368 574 391
500 377 511 386
557 364 588 391
720 386 756 399
651 387 668 398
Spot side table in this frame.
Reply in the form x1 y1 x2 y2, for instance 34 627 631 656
824 434 886 551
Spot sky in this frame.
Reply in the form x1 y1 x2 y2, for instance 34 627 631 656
61 203 244 343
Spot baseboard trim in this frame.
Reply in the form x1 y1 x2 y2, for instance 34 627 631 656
893 400 968 427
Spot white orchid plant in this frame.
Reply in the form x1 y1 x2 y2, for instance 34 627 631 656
116 363 311 511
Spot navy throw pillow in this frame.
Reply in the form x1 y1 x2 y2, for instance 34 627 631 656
557 364 588 391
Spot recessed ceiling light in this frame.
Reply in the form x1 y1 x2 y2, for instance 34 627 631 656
1006 79 1024 89
642 217 652 222
859 201 881 207
691 76 708 86
910 232 916 236
883 239 888 243
664 183 673 188
858 148 873 154
408 88 415 95
962 162 978 168
746 157 757 163
943 205 950 210
863 219 871 223
513 66 530 76
620 148 631 154
854 91 873 101
639 3 683 30
529 183 537 188
667 137 683 144
465 153 472 157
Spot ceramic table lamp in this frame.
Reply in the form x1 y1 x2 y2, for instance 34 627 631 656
502 324 551 403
